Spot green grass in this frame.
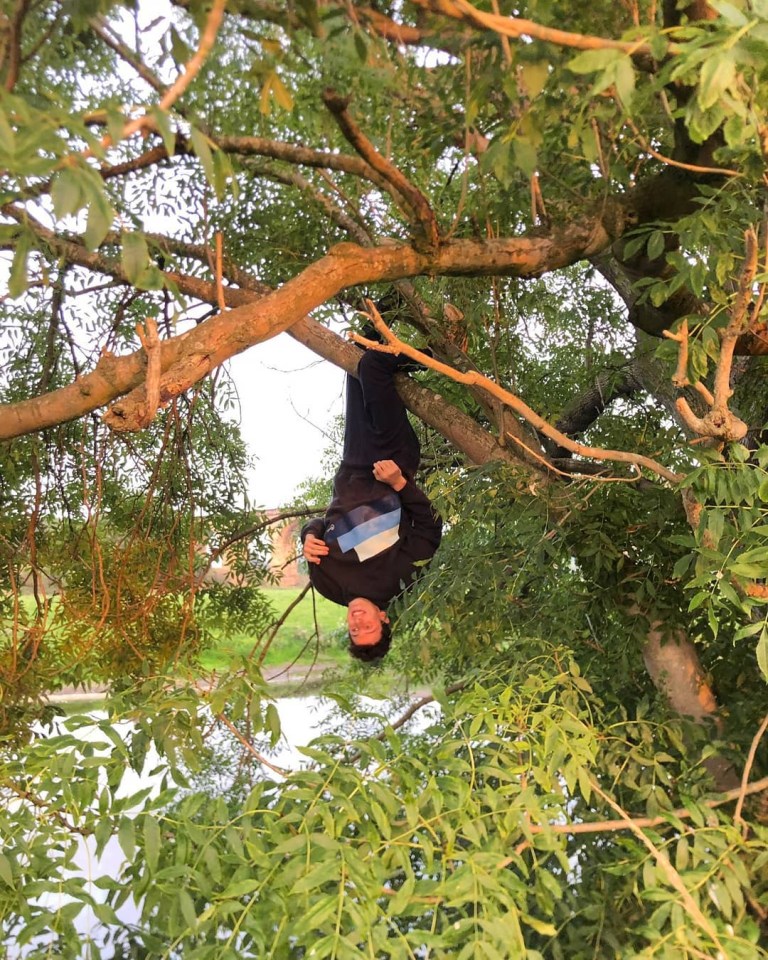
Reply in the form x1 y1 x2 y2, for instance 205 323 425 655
197 587 347 673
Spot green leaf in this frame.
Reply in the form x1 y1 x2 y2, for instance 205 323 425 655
106 106 126 148
614 55 635 108
271 73 294 112
522 914 557 936
190 127 216 189
388 874 415 915
568 48 623 74
0 853 14 886
170 26 191 65
521 61 550 99
698 51 736 110
151 107 177 158
290 858 340 894
118 816 136 860
121 231 150 285
265 702 281 747
178 888 198 929
83 178 115 250
513 138 538 177
143 815 162 873
51 168 85 219
215 878 260 900
354 32 368 62
0 107 15 153
708 0 749 25
646 230 665 261
8 228 31 298
734 621 764 641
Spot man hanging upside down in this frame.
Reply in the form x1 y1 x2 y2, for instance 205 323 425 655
301 341 442 662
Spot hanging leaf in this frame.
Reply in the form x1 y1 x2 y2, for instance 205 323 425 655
121 230 150 285
8 228 32 298
190 126 216 188
151 107 177 158
51 167 84 219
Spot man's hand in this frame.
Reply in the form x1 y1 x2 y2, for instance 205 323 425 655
303 534 329 565
373 460 407 492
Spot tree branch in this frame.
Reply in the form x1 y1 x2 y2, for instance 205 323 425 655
413 0 677 58
671 228 758 442
1 0 30 92
0 209 626 440
322 89 441 251
355 301 680 484
551 363 643 453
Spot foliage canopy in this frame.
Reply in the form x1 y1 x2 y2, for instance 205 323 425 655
2 0 768 956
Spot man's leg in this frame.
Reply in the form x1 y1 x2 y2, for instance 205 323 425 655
358 351 420 476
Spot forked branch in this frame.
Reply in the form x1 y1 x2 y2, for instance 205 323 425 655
668 228 760 442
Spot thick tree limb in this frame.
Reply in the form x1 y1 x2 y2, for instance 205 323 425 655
550 363 644 454
0 211 625 439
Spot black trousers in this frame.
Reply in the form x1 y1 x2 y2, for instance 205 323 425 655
342 351 420 478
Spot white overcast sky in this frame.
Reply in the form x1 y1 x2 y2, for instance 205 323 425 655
229 337 344 508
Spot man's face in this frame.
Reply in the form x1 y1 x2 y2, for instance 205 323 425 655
347 597 389 646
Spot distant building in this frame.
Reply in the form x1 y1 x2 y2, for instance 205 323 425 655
265 511 305 588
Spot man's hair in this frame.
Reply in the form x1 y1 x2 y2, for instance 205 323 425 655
348 620 392 663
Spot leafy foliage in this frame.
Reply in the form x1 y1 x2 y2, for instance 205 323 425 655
2 0 768 955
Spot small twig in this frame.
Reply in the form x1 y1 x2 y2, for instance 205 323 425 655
355 300 681 484
322 89 440 250
626 116 740 178
195 507 318 587
217 711 290 778
256 582 312 667
662 318 689 387
734 713 768 834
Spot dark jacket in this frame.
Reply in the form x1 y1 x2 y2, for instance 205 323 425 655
300 465 442 609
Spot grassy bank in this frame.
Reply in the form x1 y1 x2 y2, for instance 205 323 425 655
198 586 346 672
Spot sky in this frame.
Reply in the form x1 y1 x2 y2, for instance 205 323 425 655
228 334 344 508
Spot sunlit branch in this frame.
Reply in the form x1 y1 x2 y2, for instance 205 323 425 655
413 0 678 57
671 229 758 442
0 204 623 440
354 301 681 484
